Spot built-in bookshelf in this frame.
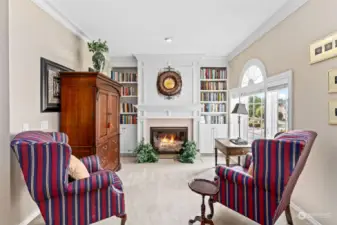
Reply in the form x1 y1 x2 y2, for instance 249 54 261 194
200 67 228 124
111 67 138 125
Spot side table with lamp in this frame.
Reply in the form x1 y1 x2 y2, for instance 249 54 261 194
214 103 251 167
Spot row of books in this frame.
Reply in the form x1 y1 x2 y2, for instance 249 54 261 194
120 103 137 113
201 81 227 90
200 68 227 80
204 116 226 124
120 115 137 124
121 87 137 96
200 93 226 101
111 71 137 82
201 103 226 113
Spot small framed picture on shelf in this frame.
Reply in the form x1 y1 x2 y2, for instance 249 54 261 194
328 69 337 93
328 100 337 124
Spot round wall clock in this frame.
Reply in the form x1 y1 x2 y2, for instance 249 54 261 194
156 68 182 97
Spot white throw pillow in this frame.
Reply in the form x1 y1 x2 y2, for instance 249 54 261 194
68 155 90 180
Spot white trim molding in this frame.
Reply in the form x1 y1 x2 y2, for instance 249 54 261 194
31 0 91 41
18 209 40 225
227 0 309 61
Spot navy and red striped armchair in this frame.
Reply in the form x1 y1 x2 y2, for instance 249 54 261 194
210 130 317 225
11 131 126 225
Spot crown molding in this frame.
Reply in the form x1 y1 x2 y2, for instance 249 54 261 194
227 0 309 61
31 0 91 42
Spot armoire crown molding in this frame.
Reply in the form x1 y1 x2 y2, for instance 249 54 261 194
31 0 91 42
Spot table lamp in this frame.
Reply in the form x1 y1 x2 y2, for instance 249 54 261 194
230 103 248 145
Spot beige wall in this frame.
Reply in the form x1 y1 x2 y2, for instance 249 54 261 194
0 0 11 224
229 0 336 224
9 0 92 224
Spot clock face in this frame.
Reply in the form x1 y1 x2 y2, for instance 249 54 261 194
163 77 176 89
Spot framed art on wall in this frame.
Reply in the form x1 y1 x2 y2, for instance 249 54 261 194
40 57 74 112
310 32 337 64
328 69 337 93
328 100 337 124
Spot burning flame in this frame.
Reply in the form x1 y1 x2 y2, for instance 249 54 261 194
160 135 175 145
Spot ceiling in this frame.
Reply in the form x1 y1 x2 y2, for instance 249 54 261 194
45 0 290 56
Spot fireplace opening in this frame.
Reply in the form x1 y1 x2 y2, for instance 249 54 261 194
150 127 188 154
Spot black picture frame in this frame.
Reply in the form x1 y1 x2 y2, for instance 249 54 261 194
40 57 74 112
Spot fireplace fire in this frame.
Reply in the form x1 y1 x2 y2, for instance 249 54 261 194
150 127 188 154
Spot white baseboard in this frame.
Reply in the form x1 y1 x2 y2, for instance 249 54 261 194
290 202 322 225
18 209 40 225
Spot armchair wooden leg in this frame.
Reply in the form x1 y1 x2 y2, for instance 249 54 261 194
285 205 293 225
120 215 127 225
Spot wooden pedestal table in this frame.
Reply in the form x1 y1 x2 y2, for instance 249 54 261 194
188 179 219 225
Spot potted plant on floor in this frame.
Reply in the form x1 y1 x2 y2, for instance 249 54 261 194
178 140 197 163
87 39 109 72
133 138 159 163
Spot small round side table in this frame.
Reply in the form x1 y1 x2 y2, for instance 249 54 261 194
188 178 219 225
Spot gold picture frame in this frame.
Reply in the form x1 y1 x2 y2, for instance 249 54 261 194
328 69 337 93
310 32 337 64
328 100 337 124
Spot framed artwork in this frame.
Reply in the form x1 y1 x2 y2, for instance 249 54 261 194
328 69 337 93
328 100 337 124
40 57 73 112
310 32 337 64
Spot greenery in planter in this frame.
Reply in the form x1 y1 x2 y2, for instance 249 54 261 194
87 39 109 72
178 141 197 163
133 138 158 163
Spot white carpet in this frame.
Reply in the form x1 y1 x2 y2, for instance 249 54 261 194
30 156 306 225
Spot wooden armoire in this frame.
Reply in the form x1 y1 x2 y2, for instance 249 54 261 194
59 72 122 171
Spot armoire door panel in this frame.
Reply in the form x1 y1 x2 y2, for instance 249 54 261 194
108 93 119 136
60 86 95 146
96 90 109 142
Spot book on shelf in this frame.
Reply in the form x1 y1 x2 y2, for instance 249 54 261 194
200 68 227 80
200 92 226 101
201 103 226 113
120 115 137 124
200 81 227 90
120 103 137 113
121 86 137 96
203 115 226 124
111 71 137 82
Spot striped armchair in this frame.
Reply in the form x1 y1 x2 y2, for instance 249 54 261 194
210 130 317 225
11 131 126 225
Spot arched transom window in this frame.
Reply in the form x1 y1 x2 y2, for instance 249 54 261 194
241 65 264 87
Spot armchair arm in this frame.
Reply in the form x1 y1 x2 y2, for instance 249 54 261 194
48 132 69 143
80 155 102 173
66 170 116 195
215 165 254 187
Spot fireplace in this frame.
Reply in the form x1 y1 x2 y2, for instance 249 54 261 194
150 127 188 154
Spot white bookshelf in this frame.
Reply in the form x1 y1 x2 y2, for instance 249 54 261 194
111 67 138 153
199 67 229 154
200 67 228 124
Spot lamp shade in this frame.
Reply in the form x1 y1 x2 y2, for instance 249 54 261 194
231 103 248 115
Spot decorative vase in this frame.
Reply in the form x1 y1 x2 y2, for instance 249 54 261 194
92 51 106 72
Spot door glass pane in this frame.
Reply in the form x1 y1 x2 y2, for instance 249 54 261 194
266 87 289 138
247 93 265 143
